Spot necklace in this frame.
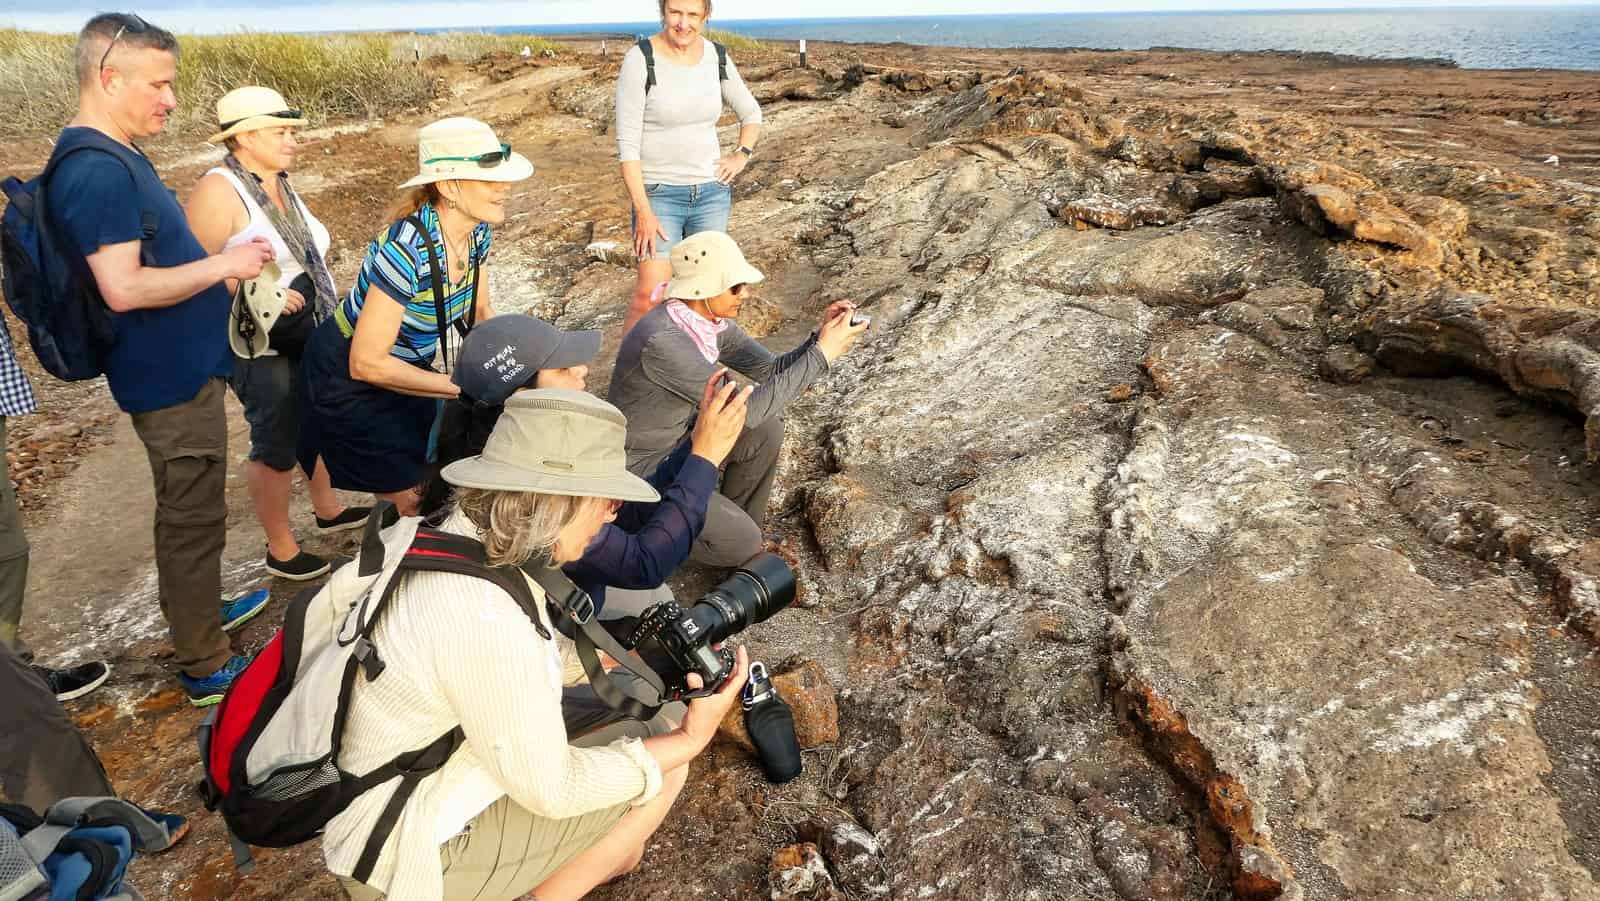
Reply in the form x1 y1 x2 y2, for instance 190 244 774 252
439 222 474 284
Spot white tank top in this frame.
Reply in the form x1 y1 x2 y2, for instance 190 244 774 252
207 166 331 289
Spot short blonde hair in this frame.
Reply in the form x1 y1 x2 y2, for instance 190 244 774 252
658 0 712 23
454 488 605 568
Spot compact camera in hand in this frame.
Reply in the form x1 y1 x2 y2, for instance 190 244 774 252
620 554 796 700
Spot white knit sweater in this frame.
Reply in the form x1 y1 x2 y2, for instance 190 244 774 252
321 512 663 898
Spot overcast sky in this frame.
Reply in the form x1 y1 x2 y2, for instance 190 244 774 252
5 0 1596 35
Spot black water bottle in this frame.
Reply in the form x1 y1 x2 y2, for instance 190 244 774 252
742 662 803 783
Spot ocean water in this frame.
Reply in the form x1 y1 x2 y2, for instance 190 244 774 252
504 6 1600 71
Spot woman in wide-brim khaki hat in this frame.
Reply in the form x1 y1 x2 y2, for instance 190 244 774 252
185 85 369 582
295 117 533 516
325 387 750 900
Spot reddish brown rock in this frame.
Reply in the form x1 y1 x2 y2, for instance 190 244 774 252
717 659 840 754
1318 345 1378 384
769 843 843 901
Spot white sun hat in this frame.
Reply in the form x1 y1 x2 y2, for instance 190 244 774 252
208 86 308 144
398 117 534 189
665 231 765 301
228 262 288 359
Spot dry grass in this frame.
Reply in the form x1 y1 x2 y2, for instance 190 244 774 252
405 31 564 63
705 29 769 54
0 28 564 140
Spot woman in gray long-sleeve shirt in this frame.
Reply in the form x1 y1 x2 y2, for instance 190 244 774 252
616 0 763 333
609 232 865 569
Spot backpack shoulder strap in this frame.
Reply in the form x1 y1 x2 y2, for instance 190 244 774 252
463 251 480 336
714 40 729 81
637 37 656 94
400 213 454 371
399 528 551 639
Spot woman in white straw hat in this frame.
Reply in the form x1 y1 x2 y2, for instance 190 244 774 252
187 86 369 583
324 388 748 901
296 117 532 516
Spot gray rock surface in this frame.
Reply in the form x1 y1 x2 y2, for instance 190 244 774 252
553 59 1600 901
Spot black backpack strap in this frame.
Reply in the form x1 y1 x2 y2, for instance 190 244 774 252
357 501 395 576
463 253 479 335
638 37 656 94
714 40 728 81
401 214 455 372
350 725 463 884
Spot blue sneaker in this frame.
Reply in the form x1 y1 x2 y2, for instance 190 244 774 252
178 654 250 708
221 588 271 633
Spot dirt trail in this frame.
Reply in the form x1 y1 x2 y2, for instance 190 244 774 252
4 42 1600 900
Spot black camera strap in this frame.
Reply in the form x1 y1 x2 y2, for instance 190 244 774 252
520 562 672 721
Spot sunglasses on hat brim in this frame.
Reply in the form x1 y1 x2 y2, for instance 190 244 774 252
218 108 305 132
423 143 514 168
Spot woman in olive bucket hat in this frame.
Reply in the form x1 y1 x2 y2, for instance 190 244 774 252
295 117 534 516
185 86 369 581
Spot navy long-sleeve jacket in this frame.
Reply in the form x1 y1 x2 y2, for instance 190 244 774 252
563 437 719 613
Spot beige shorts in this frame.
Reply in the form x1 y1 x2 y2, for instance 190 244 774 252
338 721 649 900
338 794 628 900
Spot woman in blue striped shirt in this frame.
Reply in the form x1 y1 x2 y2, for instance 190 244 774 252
297 118 533 514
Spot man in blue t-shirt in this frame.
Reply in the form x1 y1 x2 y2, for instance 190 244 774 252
48 14 278 706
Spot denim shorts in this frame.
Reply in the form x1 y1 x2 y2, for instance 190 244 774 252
636 180 731 261
228 353 300 472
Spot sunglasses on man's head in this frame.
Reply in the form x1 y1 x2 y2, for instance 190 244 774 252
218 108 304 132
423 143 513 168
98 13 150 77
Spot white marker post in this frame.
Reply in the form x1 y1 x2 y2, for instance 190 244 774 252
602 39 608 58
799 39 807 69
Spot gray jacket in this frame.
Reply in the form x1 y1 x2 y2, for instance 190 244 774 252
608 304 828 473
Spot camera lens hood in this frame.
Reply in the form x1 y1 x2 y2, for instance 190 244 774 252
731 553 797 620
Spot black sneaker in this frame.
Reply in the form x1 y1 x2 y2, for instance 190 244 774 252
265 549 332 581
315 506 372 534
32 660 111 702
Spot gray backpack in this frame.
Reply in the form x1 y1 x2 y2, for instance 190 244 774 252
0 797 178 901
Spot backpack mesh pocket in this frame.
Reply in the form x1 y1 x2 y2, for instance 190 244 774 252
251 758 342 803
0 817 47 899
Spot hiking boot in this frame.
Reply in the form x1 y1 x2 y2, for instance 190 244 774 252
178 654 250 708
221 588 271 633
315 506 372 534
31 660 111 702
265 549 331 582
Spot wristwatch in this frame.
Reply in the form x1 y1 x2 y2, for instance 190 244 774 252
735 145 754 159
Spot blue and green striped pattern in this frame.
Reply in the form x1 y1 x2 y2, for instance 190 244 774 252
339 202 491 365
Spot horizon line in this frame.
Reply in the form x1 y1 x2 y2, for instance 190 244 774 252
7 1 1600 36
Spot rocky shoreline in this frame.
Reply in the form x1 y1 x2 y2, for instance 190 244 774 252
3 41 1597 899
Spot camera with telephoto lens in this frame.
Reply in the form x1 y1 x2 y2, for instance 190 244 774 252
622 553 795 700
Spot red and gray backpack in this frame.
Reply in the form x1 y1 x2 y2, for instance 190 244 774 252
196 506 543 882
